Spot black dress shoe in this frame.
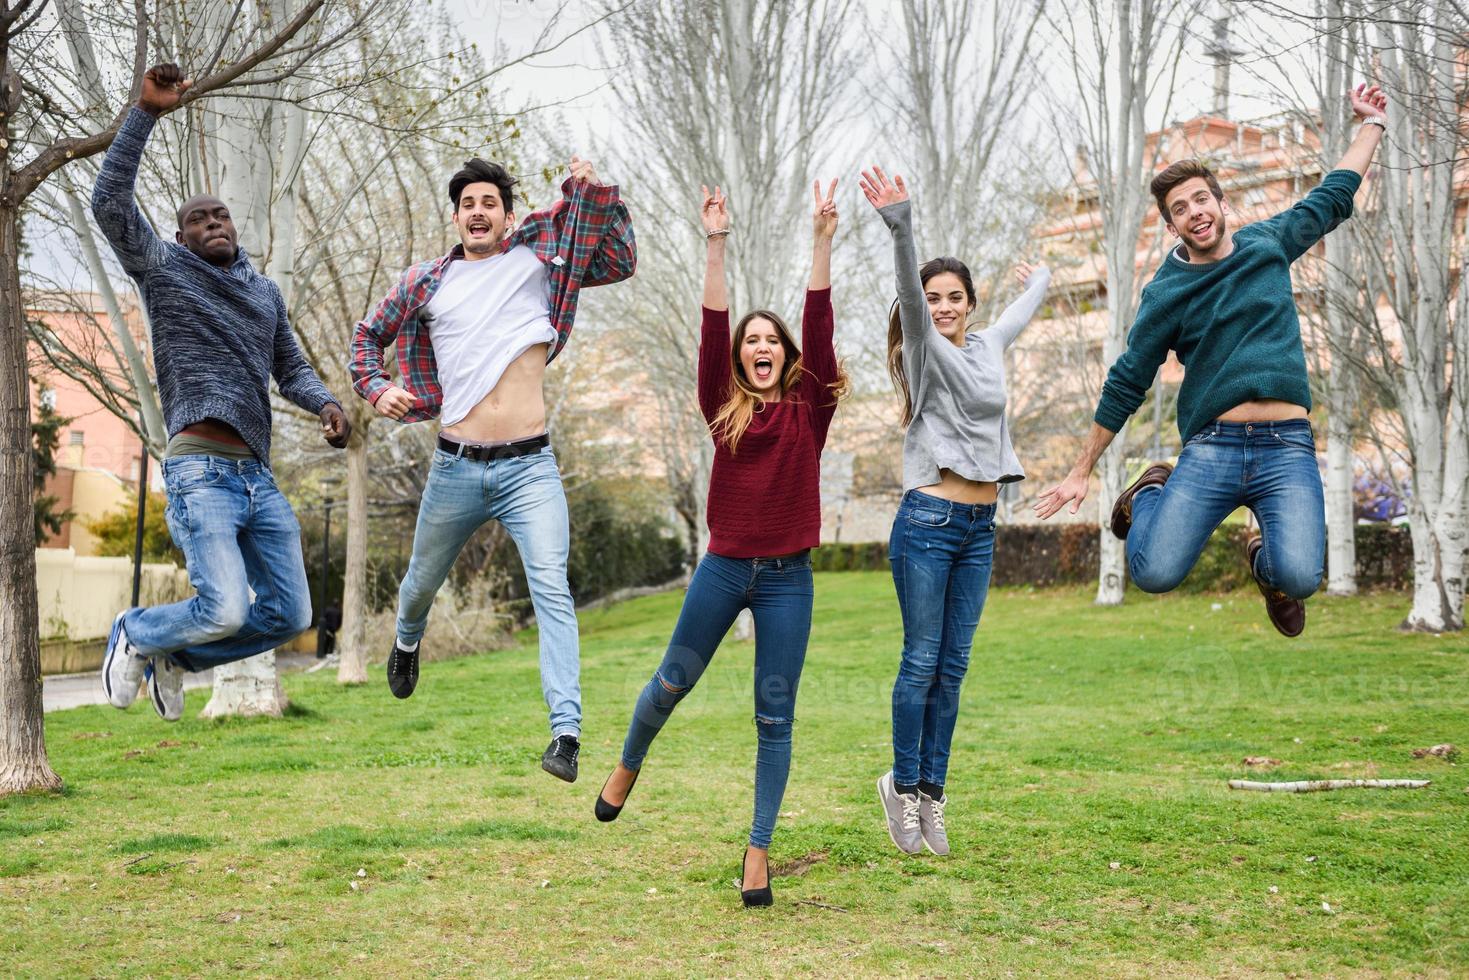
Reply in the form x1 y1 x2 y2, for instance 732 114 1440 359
386 640 420 699
594 766 640 822
541 734 580 783
739 847 773 908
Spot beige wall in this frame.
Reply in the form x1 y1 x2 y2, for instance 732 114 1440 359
36 548 190 643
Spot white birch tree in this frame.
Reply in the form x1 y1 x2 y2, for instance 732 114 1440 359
1349 4 1467 631
1043 0 1196 604
595 0 854 561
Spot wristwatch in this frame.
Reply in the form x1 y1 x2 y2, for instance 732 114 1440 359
1361 115 1387 130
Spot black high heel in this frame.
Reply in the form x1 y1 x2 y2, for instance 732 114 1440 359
594 766 640 822
739 847 773 908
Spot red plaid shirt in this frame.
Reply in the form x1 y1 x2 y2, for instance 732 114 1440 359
350 177 636 421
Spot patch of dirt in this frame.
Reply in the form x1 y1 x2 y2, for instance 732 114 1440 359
72 731 112 740
1412 743 1458 761
1242 756 1282 767
771 850 827 877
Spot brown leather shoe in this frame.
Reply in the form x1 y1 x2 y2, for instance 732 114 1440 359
1247 535 1305 637
1109 462 1173 540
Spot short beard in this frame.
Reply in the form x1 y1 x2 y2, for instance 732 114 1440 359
463 236 499 256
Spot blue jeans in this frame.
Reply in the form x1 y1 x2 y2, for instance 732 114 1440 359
1128 419 1324 598
620 551 813 850
397 445 580 737
125 456 313 672
888 491 996 789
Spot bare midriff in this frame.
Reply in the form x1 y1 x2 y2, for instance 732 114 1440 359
1216 398 1309 423
179 418 247 445
918 468 999 505
441 342 550 443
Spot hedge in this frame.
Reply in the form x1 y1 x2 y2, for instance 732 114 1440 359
813 522 1418 593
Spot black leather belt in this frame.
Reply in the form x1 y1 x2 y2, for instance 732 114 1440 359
437 433 549 462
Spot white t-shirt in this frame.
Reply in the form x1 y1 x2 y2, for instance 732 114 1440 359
425 245 555 426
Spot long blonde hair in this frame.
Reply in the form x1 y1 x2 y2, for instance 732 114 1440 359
888 256 976 427
712 309 849 453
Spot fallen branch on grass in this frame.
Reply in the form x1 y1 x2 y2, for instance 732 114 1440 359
1228 779 1430 793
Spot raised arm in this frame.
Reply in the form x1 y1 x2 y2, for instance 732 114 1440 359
697 186 733 423
701 185 729 311
860 167 932 380
986 262 1051 349
566 156 638 287
1334 84 1388 178
90 65 190 275
802 179 840 418
1260 85 1386 262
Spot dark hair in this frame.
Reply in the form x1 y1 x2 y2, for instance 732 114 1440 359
1150 159 1224 223
448 158 516 213
888 257 975 427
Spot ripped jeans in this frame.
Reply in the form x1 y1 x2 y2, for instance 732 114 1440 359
619 551 813 849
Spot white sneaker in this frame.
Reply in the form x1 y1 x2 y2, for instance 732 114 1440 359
101 611 147 709
918 790 950 856
147 657 185 721
877 771 924 854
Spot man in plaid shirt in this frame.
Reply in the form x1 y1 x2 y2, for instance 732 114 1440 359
351 156 635 783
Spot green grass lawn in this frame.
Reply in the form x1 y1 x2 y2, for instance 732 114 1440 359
4 574 1467 976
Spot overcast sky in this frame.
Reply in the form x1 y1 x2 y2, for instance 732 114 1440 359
28 1 1327 288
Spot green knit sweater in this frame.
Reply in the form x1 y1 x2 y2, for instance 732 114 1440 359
1094 169 1362 442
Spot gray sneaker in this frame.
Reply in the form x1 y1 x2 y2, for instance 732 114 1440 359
918 790 950 856
146 657 185 722
102 611 146 709
877 771 923 854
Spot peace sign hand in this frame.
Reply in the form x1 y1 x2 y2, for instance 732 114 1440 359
700 184 729 237
812 178 838 240
859 166 907 210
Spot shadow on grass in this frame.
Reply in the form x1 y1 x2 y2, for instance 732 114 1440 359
271 818 577 853
117 832 218 854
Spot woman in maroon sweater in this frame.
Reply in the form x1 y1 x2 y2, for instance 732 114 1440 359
595 181 847 908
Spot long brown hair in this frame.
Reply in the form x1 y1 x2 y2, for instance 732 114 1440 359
888 257 976 426
713 309 850 452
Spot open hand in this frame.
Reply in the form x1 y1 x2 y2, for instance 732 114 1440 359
1014 262 1038 287
137 63 192 116
1033 470 1090 520
569 155 599 185
373 385 414 422
859 166 907 210
700 184 729 236
1348 83 1387 121
320 403 351 448
812 178 838 239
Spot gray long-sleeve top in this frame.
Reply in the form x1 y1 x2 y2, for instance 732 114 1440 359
91 107 338 464
879 201 1049 489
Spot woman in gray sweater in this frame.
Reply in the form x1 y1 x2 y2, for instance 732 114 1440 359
860 167 1049 857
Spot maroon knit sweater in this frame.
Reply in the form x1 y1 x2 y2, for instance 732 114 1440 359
698 288 838 558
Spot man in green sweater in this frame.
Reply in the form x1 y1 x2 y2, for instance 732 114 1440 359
1036 84 1389 637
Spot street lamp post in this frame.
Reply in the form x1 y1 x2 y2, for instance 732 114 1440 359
317 476 341 656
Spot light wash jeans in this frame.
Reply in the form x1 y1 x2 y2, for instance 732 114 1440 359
125 455 313 672
397 444 580 737
619 551 814 850
888 490 996 789
1128 418 1325 598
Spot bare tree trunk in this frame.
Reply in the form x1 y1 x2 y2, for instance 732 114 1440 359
0 205 63 796
200 651 288 718
1320 0 1357 596
337 411 371 683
